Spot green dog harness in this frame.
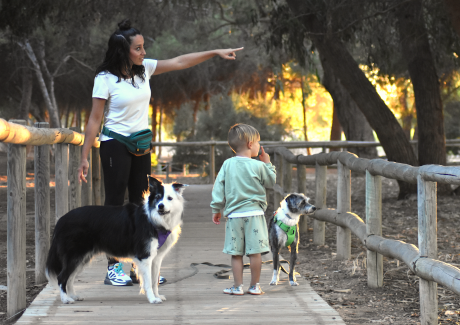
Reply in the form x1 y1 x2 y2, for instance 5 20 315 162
274 212 296 247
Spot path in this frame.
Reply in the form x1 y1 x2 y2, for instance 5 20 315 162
17 185 345 324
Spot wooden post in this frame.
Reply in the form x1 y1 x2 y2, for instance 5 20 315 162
34 122 50 285
68 129 81 210
314 163 327 245
55 142 69 221
92 147 101 205
336 160 351 260
366 170 383 288
297 163 308 235
209 143 216 184
274 152 284 210
81 149 92 206
417 174 437 325
7 119 26 318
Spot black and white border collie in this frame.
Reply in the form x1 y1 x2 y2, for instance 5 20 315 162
46 176 186 304
268 193 316 286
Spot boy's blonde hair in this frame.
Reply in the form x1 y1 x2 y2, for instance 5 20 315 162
228 124 260 153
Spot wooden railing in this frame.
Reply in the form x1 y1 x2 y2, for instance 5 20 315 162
265 146 460 325
2 117 460 323
1 119 102 320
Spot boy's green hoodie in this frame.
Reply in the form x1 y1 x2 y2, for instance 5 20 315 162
210 156 276 217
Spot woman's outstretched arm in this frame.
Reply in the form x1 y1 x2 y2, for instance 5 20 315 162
153 47 243 75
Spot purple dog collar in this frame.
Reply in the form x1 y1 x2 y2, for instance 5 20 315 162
157 229 171 248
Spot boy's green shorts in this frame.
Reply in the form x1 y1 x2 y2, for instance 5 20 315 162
223 215 270 256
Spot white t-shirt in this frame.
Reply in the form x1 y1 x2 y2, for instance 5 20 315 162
92 59 158 141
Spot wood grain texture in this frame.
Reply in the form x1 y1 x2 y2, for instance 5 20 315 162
417 174 437 324
7 120 26 318
365 171 383 288
314 163 327 245
34 122 50 285
55 143 68 221
336 160 351 260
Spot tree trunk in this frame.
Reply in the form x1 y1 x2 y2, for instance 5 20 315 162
18 40 60 128
300 75 312 155
444 0 460 37
19 68 33 122
396 1 446 165
321 53 377 159
286 0 418 198
330 104 342 141
397 0 449 194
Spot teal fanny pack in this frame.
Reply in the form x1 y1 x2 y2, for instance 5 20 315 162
102 126 153 156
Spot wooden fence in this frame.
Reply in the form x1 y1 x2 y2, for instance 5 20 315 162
2 117 460 323
265 146 460 325
1 119 102 320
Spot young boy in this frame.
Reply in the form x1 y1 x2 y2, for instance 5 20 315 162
211 124 276 295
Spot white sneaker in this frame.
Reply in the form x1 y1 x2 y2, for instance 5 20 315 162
223 284 244 295
104 263 133 286
248 283 264 295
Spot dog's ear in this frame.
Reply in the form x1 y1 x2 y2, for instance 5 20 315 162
172 183 188 195
148 176 162 192
285 194 300 213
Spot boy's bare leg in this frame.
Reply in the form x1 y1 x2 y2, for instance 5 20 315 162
231 255 244 286
249 253 262 286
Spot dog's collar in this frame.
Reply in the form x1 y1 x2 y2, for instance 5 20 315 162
273 211 296 247
156 227 171 249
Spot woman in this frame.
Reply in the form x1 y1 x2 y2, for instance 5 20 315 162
77 19 243 286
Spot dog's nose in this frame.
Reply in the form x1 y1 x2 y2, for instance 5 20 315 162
311 206 317 212
158 203 164 210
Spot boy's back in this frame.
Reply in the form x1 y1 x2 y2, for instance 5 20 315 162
211 156 276 218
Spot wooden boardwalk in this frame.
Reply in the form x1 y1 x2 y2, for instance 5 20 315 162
17 185 345 324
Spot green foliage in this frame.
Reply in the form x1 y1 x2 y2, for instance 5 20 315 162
172 95 285 173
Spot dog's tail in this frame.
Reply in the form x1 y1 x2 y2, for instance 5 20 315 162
45 238 61 287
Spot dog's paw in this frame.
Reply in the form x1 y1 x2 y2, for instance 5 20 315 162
61 297 75 304
289 281 299 286
149 297 163 304
159 295 166 301
70 295 84 301
269 280 278 286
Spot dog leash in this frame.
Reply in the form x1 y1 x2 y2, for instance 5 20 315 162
160 260 300 285
191 260 300 279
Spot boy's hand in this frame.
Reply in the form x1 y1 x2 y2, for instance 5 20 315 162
212 213 222 225
259 146 270 163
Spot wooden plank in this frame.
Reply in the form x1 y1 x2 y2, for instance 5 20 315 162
7 119 27 318
68 127 81 210
81 149 92 206
297 163 308 234
17 185 345 325
336 160 351 260
92 147 102 205
314 163 327 245
365 170 383 288
55 143 68 221
34 122 50 285
417 174 437 325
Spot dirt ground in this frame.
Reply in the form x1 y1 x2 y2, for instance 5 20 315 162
0 151 459 324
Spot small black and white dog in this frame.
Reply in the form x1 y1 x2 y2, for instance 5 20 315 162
46 176 186 304
268 193 316 286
